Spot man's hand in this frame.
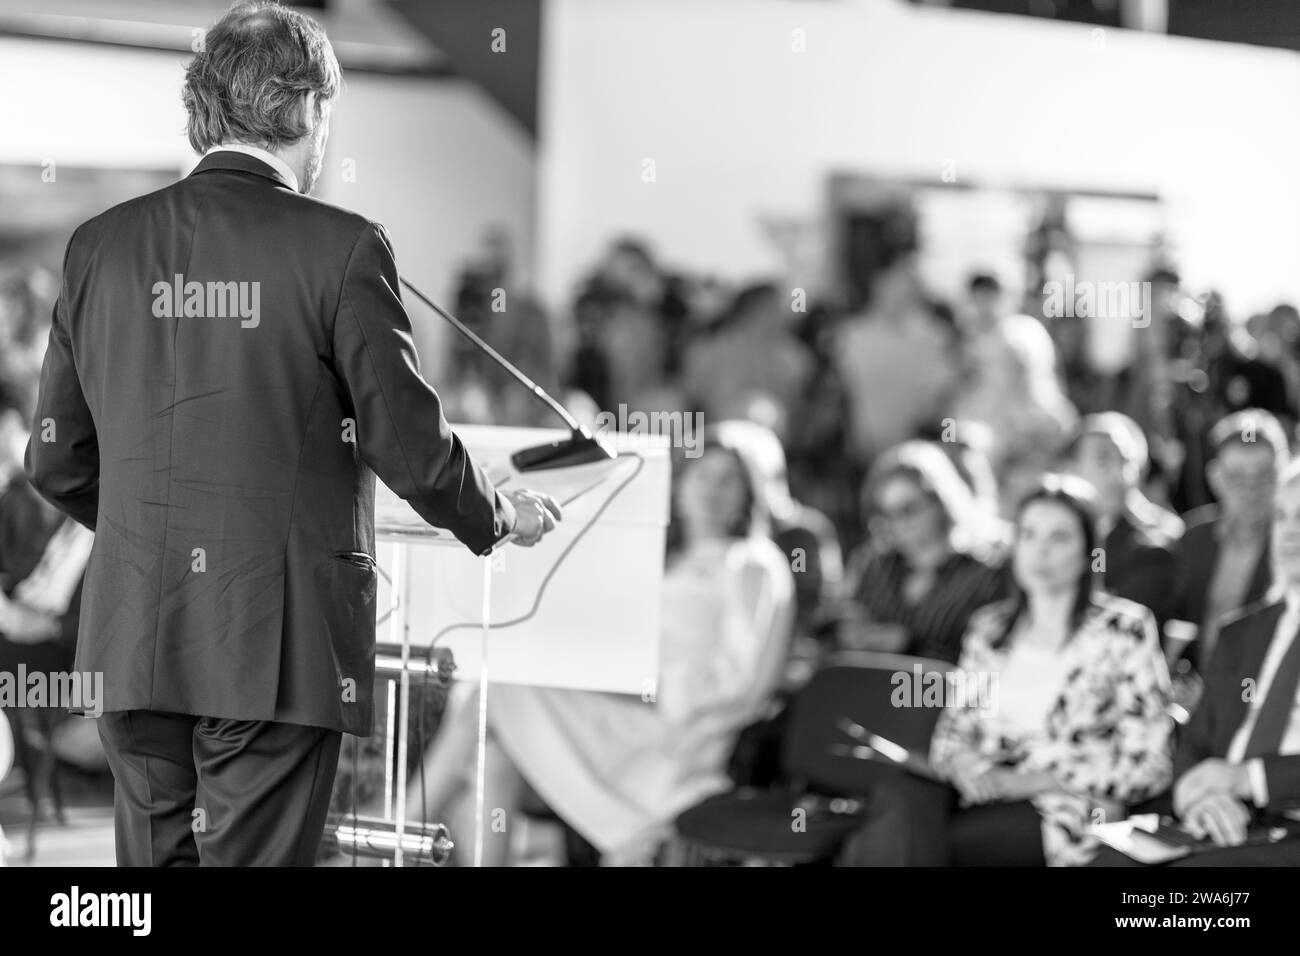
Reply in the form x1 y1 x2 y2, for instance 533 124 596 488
1183 792 1251 847
503 489 562 547
1173 758 1251 816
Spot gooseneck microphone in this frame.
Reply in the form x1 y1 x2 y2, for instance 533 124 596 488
398 276 615 472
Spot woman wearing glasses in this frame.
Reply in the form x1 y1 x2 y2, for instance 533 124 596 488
839 475 1173 866
837 441 1010 664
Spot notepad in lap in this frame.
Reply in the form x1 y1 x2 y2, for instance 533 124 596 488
1091 816 1191 864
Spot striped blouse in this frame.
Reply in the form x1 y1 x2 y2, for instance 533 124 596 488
844 544 1010 663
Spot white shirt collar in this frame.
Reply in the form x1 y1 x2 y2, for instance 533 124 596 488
204 143 299 193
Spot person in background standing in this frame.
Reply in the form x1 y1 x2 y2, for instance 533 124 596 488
681 283 815 446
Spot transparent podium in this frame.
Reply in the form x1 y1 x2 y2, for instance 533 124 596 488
325 425 670 866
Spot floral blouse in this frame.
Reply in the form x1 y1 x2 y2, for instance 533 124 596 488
930 592 1174 865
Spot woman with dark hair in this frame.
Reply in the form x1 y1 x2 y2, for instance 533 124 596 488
838 475 1173 866
838 441 1009 663
409 435 795 865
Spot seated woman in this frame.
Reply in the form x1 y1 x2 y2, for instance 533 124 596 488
409 432 795 865
0 379 88 667
838 440 1010 663
0 381 97 767
707 418 844 650
838 475 1173 866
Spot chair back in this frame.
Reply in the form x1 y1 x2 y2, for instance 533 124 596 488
781 651 956 794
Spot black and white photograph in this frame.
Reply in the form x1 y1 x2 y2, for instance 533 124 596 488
0 0 1298 935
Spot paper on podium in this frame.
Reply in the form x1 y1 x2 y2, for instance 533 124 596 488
1090 815 1190 864
374 425 671 694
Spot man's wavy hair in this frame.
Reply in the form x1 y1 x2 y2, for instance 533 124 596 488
182 1 342 154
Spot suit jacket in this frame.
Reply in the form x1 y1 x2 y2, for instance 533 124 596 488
1174 599 1300 817
1101 512 1180 631
25 150 516 737
1170 505 1272 662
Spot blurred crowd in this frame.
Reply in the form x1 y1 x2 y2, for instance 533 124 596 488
417 220 1300 866
6 209 1300 865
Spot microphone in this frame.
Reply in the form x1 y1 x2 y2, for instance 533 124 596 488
399 277 615 472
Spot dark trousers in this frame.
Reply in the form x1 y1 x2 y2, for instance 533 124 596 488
97 710 342 866
838 774 1046 866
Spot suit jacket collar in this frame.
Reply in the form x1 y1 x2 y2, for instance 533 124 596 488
187 149 296 191
1220 599 1289 741
1243 599 1288 671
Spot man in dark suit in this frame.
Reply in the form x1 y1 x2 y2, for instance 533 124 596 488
1165 594 1300 864
1168 409 1288 673
1062 413 1182 629
1091 457 1300 866
24 1 560 866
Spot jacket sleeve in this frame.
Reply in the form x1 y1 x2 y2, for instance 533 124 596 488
1260 755 1300 815
24 229 100 532
330 222 515 556
1112 544 1178 631
1173 614 1238 781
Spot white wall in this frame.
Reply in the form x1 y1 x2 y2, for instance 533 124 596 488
316 74 536 375
0 37 535 378
537 0 1300 316
0 38 194 169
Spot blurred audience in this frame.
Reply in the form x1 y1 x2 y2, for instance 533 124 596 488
834 252 958 472
1169 409 1290 681
409 432 794 865
837 441 1010 664
442 225 558 427
1161 461 1300 863
681 283 815 445
1169 292 1296 511
954 314 1079 517
0 379 101 772
841 477 1172 866
565 237 690 416
0 268 54 401
1061 412 1182 630
708 419 842 646
15 191 1300 865
1094 459 1300 866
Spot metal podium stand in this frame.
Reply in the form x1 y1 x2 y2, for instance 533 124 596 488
327 517 492 867
326 428 666 867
